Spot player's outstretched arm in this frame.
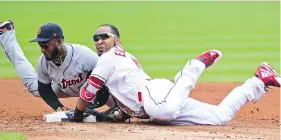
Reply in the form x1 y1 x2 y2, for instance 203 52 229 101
69 51 116 122
38 81 65 111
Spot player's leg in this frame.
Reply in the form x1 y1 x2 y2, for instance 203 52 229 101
162 62 280 125
214 62 280 124
0 20 38 96
151 98 222 125
142 50 222 121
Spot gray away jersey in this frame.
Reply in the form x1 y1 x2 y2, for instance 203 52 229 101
37 43 99 96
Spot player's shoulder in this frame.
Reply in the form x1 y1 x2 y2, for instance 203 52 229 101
99 45 130 62
37 54 49 70
65 43 98 57
66 43 93 52
38 54 46 64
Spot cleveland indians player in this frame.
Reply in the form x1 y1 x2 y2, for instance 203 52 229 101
69 24 280 125
0 20 102 111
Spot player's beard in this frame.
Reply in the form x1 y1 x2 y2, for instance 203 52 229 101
97 51 102 56
97 42 116 56
45 47 59 61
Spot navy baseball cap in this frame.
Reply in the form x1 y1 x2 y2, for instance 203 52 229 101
30 23 64 42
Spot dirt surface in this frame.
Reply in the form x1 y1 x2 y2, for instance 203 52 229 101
0 79 279 140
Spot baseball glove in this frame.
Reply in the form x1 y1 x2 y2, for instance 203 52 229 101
85 104 131 123
102 103 131 122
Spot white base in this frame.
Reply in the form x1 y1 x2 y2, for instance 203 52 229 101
43 111 96 123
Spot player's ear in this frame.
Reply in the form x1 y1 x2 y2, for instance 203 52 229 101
57 38 63 44
115 37 120 45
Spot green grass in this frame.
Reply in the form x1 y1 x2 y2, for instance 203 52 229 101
0 132 26 140
0 1 279 82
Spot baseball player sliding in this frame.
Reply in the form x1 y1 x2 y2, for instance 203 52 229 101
67 24 280 125
0 21 114 114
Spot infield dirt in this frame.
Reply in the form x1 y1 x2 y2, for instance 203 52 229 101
0 79 279 140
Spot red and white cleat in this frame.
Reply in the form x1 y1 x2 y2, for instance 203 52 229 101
255 62 281 87
196 50 222 68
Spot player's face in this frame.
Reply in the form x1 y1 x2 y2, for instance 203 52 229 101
94 26 119 56
38 39 60 60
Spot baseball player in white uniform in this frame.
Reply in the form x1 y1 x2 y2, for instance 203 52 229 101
0 20 104 111
68 24 280 125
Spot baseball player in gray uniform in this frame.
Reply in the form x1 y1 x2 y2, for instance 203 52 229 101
0 20 130 122
0 20 104 111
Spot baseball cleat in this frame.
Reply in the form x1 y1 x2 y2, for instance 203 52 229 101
196 50 222 68
255 62 281 87
0 20 14 35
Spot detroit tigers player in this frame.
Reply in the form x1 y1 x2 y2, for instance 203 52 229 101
69 24 280 125
0 20 129 122
0 20 101 111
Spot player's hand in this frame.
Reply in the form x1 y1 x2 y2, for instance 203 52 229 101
56 107 71 112
64 110 90 122
85 108 107 122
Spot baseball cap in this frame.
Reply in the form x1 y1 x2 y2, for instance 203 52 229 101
30 23 64 42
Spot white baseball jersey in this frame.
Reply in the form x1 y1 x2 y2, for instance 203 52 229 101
37 43 99 96
82 45 269 125
87 45 150 118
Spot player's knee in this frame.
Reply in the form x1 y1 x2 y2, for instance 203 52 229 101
215 116 230 125
213 110 232 125
219 113 233 125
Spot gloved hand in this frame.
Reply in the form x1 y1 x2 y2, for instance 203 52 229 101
102 104 131 122
84 107 130 122
62 106 130 123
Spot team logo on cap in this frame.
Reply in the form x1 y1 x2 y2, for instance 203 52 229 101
37 28 42 35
